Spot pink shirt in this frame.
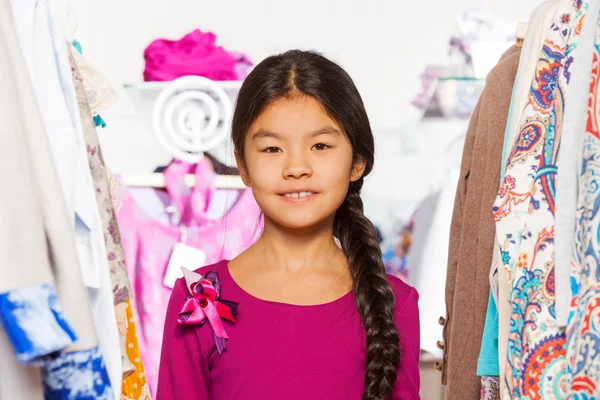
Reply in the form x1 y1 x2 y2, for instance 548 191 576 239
157 260 421 399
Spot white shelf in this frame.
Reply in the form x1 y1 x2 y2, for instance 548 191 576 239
123 80 243 91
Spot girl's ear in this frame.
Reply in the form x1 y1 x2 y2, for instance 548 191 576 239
234 151 251 187
350 156 367 182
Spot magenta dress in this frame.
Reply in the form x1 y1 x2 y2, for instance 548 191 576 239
157 260 420 399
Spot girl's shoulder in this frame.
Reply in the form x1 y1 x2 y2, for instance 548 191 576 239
386 274 418 313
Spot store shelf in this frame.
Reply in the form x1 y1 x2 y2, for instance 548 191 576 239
124 80 244 91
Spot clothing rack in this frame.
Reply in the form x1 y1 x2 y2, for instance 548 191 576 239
121 173 247 189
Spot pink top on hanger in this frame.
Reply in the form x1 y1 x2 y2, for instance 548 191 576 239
115 159 262 396
143 29 253 82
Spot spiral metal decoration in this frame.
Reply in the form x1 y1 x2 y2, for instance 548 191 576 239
153 76 233 163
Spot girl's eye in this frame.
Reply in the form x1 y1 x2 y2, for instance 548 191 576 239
312 143 330 151
263 147 281 153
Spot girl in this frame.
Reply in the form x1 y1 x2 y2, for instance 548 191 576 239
157 50 420 400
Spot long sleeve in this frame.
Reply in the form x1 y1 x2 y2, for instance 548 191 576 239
442 93 481 384
392 287 420 399
1 1 114 397
157 279 210 400
443 45 521 399
0 0 78 362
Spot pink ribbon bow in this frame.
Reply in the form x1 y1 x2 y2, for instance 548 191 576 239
178 269 238 354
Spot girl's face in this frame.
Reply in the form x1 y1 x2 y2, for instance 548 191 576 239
238 95 365 231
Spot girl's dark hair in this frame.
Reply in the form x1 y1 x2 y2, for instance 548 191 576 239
231 50 400 399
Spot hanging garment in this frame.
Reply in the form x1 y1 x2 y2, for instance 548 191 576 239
10 7 122 382
116 160 262 396
0 0 112 397
494 3 561 394
503 2 561 157
37 2 123 395
556 0 600 330
497 243 511 398
69 47 123 399
405 190 442 287
480 377 501 400
70 46 151 400
69 40 118 125
478 283 500 376
566 3 600 396
70 43 132 307
410 167 459 359
492 1 586 397
118 301 152 400
144 29 253 82
478 3 561 386
11 1 103 286
442 46 521 400
12 0 124 396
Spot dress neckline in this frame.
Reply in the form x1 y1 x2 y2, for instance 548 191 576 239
219 260 354 309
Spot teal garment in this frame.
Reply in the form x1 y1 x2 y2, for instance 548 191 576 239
71 40 107 129
476 80 517 377
93 115 106 128
72 39 82 54
477 292 500 376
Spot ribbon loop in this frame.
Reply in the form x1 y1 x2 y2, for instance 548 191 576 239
177 271 238 354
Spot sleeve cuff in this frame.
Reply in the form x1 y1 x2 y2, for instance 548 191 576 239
477 357 500 377
0 284 78 363
42 346 113 399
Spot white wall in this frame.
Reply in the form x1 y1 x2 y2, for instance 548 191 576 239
70 0 544 230
72 0 542 129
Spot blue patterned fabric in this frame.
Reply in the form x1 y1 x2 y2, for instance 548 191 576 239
0 284 77 363
566 22 600 396
42 346 114 400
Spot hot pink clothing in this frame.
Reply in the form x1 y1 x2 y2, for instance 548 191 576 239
144 29 253 81
157 260 421 400
116 160 262 396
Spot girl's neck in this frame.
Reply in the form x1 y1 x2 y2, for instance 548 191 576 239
253 215 345 274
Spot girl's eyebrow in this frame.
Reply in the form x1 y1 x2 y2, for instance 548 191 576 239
310 126 341 138
251 126 340 140
251 129 282 140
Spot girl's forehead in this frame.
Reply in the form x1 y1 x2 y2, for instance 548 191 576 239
248 96 342 139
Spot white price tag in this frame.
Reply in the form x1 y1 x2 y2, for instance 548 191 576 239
163 242 206 289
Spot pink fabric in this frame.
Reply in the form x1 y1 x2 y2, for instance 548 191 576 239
157 260 421 400
116 161 262 397
143 29 253 82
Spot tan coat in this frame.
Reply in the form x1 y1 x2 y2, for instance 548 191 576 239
441 45 521 399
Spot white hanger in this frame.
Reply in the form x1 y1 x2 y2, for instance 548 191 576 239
121 173 247 189
122 76 246 189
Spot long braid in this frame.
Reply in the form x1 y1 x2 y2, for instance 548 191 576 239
335 181 400 399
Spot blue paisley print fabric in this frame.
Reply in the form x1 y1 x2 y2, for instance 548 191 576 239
0 284 77 363
566 12 600 398
493 0 587 398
